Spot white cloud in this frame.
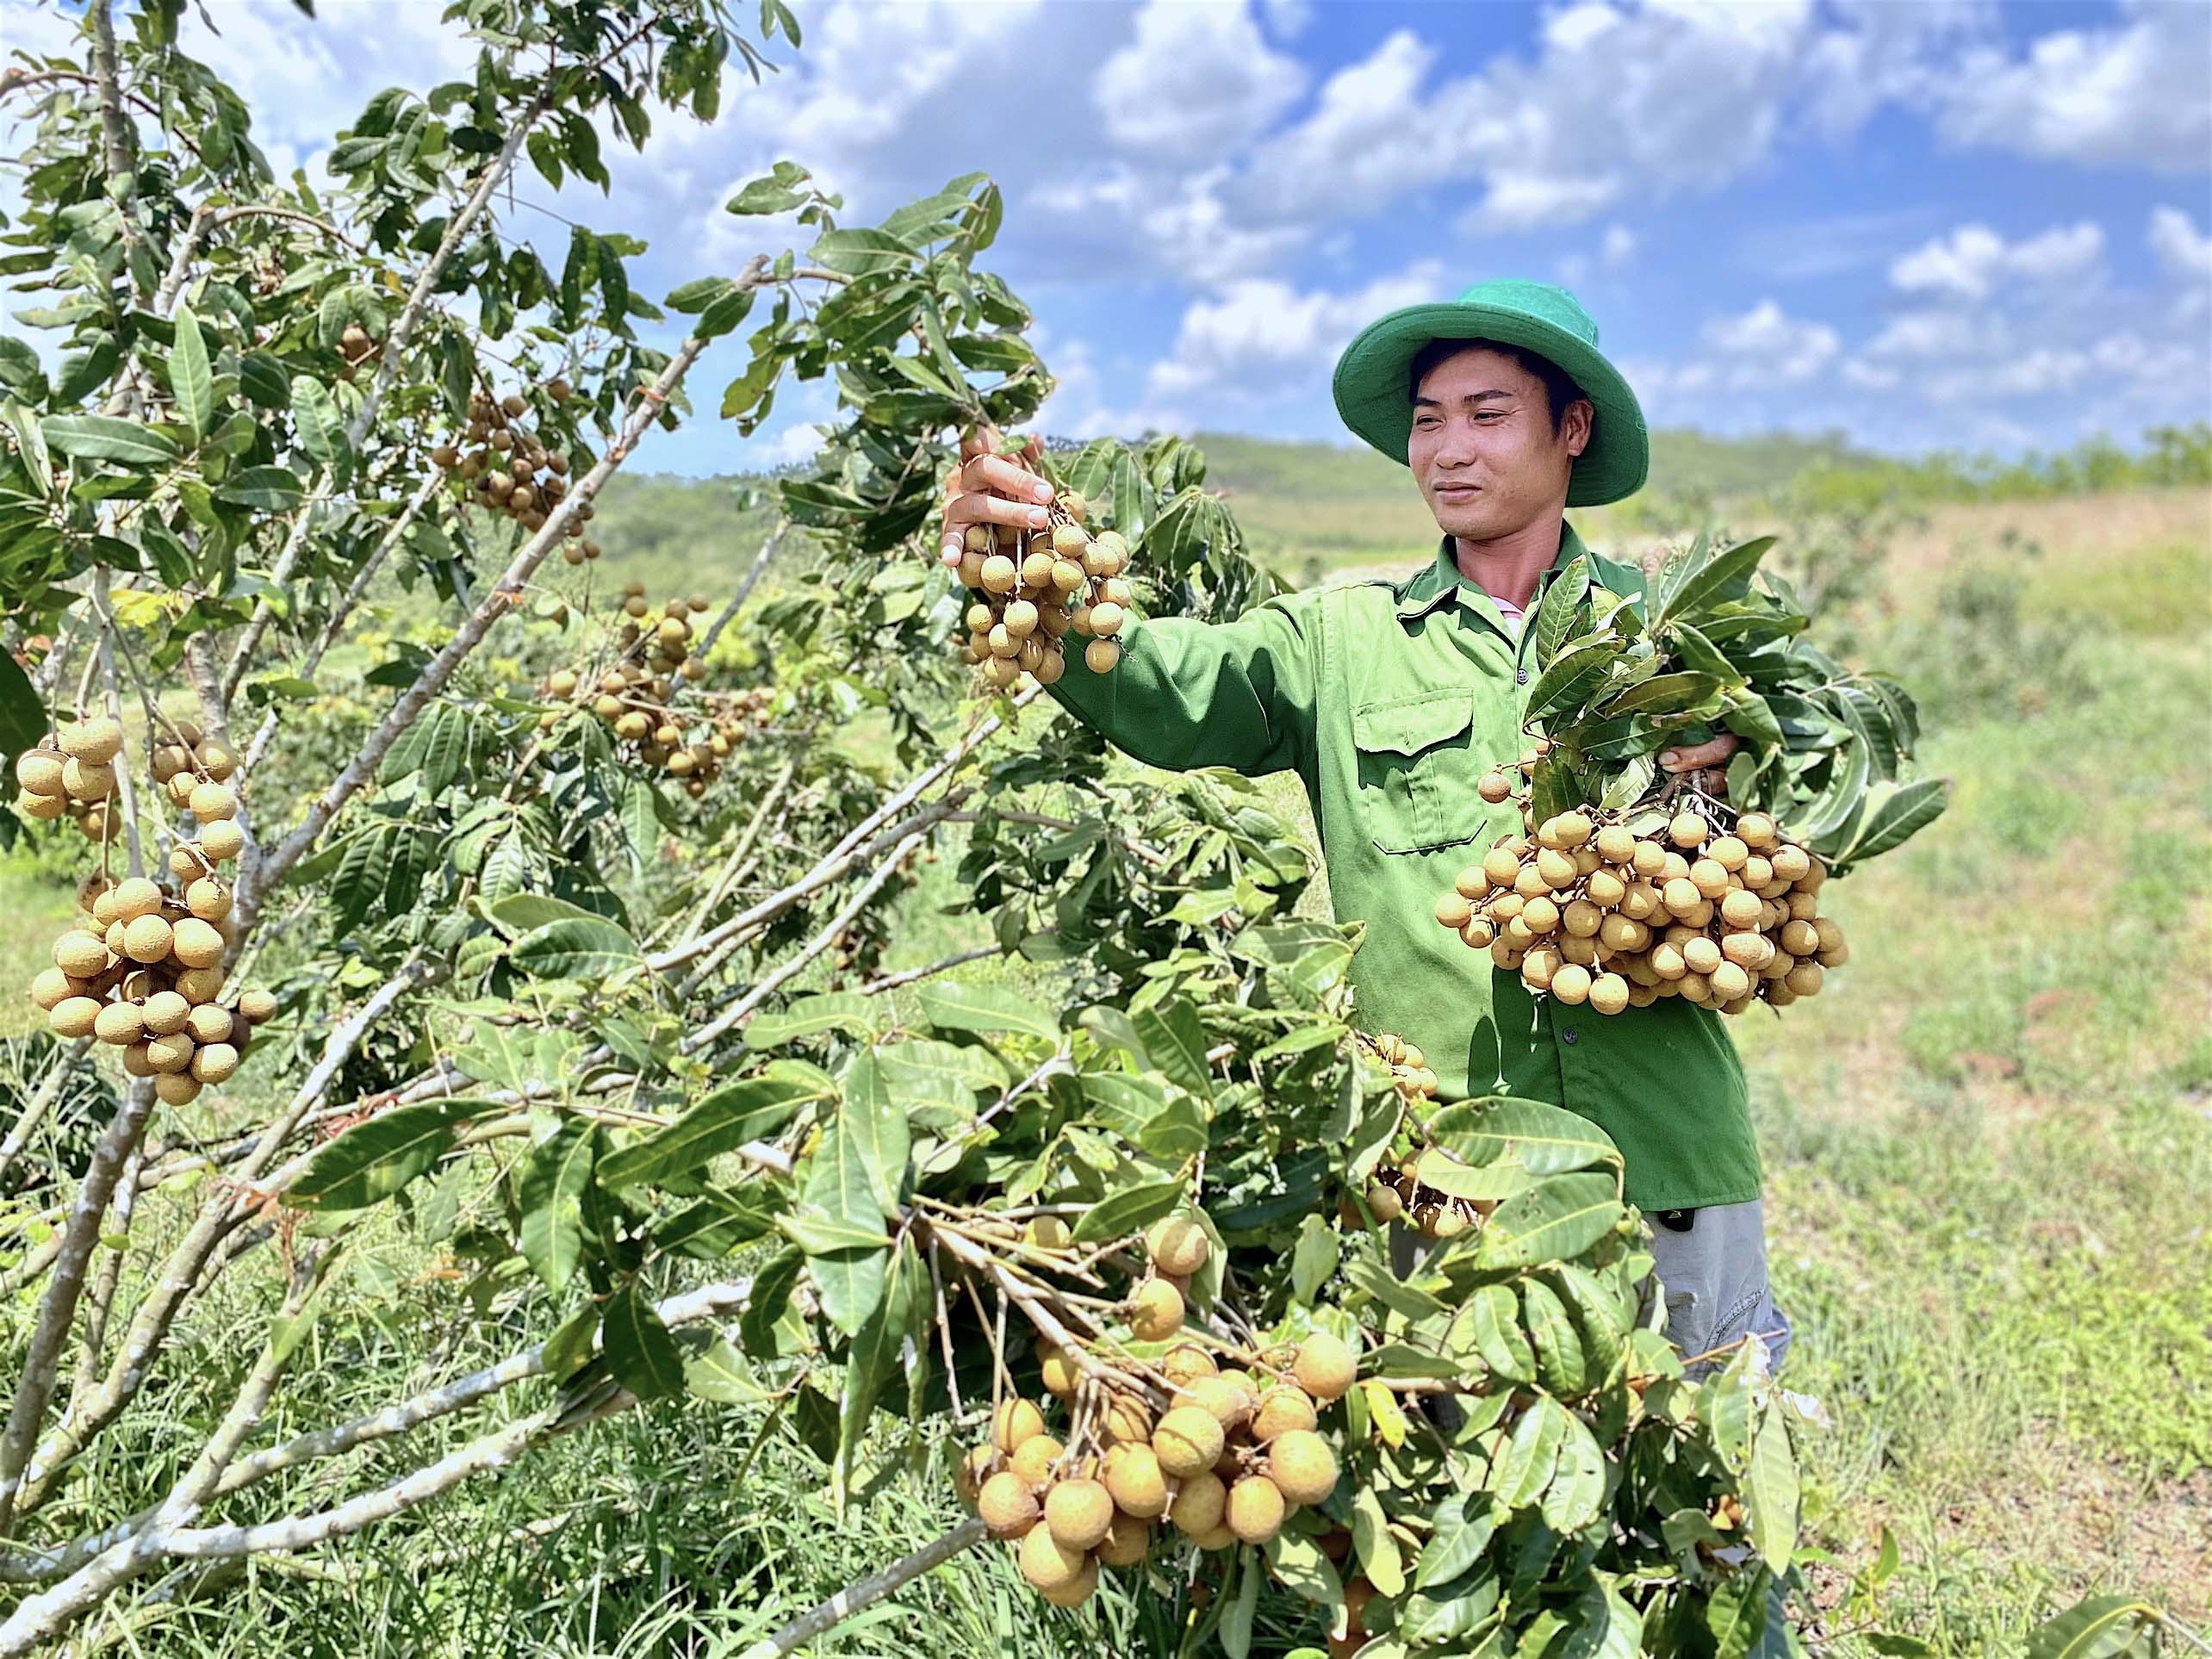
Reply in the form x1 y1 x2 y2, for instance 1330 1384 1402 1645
2148 207 2212 283
1259 0 1315 39
1867 310 1998 360
1144 261 1444 407
1702 300 1840 384
1889 221 2104 301
1094 0 1307 162
1601 225 1637 268
1932 0 2212 171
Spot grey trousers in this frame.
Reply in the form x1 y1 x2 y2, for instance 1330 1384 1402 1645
1642 1197 1792 1379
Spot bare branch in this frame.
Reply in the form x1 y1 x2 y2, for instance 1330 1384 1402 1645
698 519 788 657
732 1519 987 1659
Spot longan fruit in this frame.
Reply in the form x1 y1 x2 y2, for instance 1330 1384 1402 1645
1590 972 1631 1015
189 782 237 821
1662 877 1702 915
979 1470 1039 1539
1160 1345 1217 1388
1482 847 1522 886
1520 896 1561 935
1010 1434 1064 1487
53 930 109 979
1520 945 1563 991
1038 1556 1100 1608
1083 638 1121 674
1562 898 1603 938
1267 1429 1339 1507
1585 868 1626 909
154 1072 202 1106
59 719 122 763
1689 859 1730 899
15 750 65 796
1533 848 1577 891
1550 962 1593 1005
1668 811 1709 848
1594 824 1637 863
1813 916 1846 955
1720 889 1764 929
1769 844 1811 882
184 1003 233 1045
1227 1476 1286 1544
1677 971 1712 1003
1043 1477 1115 1550
992 1398 1046 1455
173 967 224 1004
1461 916 1495 949
1129 1278 1184 1342
1650 942 1688 980
1434 892 1474 930
190 1041 239 1084
62 758 115 801
49 996 103 1039
1102 1444 1168 1519
1722 932 1775 971
14 788 65 821
196 742 239 782
1710 962 1752 1002
1252 1387 1319 1443
1736 811 1778 848
92 1002 144 1046
1016 1520 1087 1593
1292 1331 1357 1401
143 1031 195 1072
1146 1215 1209 1277
121 915 174 964
29 966 80 1010
1631 839 1668 878
1002 600 1039 639
1088 601 1126 638
1707 835 1749 872
1785 961 1825 997
185 879 231 922
1097 1512 1151 1569
1549 811 1594 848
1152 1406 1225 1478
1680 936 1721 976
170 918 224 970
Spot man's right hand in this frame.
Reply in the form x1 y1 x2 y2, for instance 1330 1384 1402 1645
937 424 1055 569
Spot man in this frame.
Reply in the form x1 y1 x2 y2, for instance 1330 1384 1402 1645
939 280 1790 1376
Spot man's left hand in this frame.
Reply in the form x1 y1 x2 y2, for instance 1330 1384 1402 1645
1657 733 1739 780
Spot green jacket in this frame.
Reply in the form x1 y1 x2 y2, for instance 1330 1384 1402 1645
1048 521 1762 1213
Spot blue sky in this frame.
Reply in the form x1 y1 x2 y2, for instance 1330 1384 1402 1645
4 0 2209 478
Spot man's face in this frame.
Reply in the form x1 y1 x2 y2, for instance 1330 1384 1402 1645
1408 345 1592 543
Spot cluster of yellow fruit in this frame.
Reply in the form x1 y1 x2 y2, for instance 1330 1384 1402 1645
539 587 767 798
1435 800 1848 1016
954 1217 1353 1615
1358 1148 1498 1242
431 384 599 559
20 720 274 1105
1363 1030 1439 1102
945 480 1134 691
11 717 138 842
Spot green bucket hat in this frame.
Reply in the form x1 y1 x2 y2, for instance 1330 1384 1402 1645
1331 278 1648 507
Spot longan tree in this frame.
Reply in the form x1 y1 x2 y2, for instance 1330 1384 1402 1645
0 4 1913 1655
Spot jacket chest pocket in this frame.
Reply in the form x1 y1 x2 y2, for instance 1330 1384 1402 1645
1351 692 1482 854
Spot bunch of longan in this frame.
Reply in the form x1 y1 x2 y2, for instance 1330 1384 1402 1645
10 716 137 844
539 585 767 798
1356 1146 1498 1242
1362 1030 1438 1102
953 1217 1352 1612
20 720 275 1105
430 384 600 561
1435 798 1848 1017
944 478 1134 692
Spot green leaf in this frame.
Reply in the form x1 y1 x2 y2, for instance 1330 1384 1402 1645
1836 776 1949 866
743 991 880 1050
285 1098 502 1211
0 650 47 767
517 1120 596 1292
838 1049 910 1216
597 1076 817 1188
602 1285 685 1401
697 284 755 343
1476 1172 1625 1269
1132 998 1212 1098
1541 1407 1606 1531
1489 1395 1565 1508
808 228 915 276
2023 1597 2159 1659
1263 1531 1344 1607
1221 1551 1261 1659
41 413 180 465
171 306 214 438
1352 1484 1404 1596
1525 637 1623 724
1414 1492 1496 1589
289 375 350 479
1071 1178 1185 1244
1533 553 1590 668
1427 1097 1619 1176
215 465 306 511
836 1238 923 1505
916 980 1060 1044
679 1333 768 1405
1721 687 1784 751
1289 1213 1340 1305
1656 536 1774 629
1743 1394 1800 1571
511 915 639 979
1602 671 1721 717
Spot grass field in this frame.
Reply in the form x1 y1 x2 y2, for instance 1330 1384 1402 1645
2 471 2205 1654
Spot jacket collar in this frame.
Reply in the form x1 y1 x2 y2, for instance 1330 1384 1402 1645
1395 519 1588 631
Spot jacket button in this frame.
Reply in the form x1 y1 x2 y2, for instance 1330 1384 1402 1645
1562 1027 1580 1046
1516 668 1529 685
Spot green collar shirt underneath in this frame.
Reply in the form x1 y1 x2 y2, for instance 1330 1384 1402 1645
1047 521 1762 1214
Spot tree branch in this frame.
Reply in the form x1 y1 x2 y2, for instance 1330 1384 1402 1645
733 1519 988 1659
